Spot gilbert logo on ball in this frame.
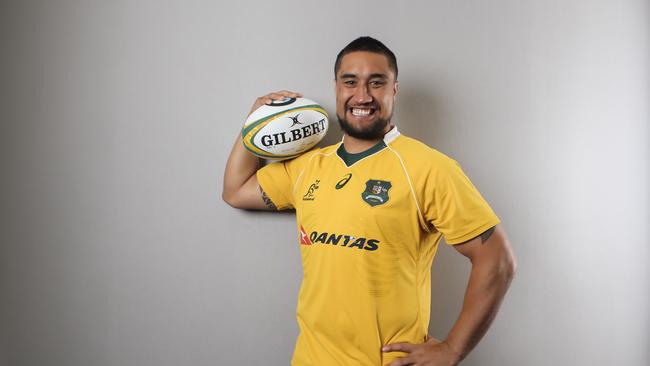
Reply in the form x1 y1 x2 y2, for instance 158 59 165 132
242 97 329 160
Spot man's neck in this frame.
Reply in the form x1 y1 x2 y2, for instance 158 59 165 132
342 125 394 154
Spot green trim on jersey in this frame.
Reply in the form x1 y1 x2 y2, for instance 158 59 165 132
336 140 387 167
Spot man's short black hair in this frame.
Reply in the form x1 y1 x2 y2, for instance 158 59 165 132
334 36 398 80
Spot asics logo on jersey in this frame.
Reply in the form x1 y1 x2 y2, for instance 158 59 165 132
299 227 379 251
335 173 352 190
303 179 320 201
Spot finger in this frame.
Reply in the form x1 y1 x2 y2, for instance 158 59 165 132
382 342 416 353
250 90 303 115
257 97 273 106
248 98 271 114
277 90 303 98
267 91 302 100
268 92 298 100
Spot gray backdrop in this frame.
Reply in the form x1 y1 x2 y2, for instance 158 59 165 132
1 0 648 365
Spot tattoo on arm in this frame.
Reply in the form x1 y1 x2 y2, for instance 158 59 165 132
480 226 496 244
259 186 277 210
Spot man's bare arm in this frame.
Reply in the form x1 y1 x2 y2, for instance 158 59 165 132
382 224 516 365
259 184 276 210
221 90 302 210
222 134 269 210
443 224 517 361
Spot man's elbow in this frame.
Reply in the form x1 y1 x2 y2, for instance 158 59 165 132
222 189 242 209
502 250 517 282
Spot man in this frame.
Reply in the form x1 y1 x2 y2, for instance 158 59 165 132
223 37 516 366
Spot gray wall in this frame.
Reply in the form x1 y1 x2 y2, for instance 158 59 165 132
1 1 648 365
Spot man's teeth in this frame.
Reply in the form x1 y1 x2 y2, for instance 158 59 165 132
352 108 372 116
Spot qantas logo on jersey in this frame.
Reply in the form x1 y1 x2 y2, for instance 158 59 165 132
298 226 379 251
299 225 312 245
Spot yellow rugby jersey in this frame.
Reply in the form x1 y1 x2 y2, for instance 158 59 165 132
257 127 500 366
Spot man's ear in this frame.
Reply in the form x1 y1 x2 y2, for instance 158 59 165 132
393 80 399 97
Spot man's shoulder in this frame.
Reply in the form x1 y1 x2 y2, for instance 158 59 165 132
389 134 465 187
391 133 452 165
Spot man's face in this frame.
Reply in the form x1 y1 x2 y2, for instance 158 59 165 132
335 51 399 140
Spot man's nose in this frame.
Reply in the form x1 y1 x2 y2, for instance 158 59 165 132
353 85 372 104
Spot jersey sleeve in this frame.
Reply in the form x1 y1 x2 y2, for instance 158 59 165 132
422 156 500 245
256 161 295 210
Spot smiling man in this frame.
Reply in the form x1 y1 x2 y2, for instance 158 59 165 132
223 37 517 366
336 50 395 141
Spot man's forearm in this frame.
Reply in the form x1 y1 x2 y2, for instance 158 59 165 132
444 253 516 361
222 134 260 203
222 91 302 209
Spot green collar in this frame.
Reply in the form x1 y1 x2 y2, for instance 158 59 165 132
336 140 387 167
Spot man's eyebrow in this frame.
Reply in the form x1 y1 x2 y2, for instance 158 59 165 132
340 73 388 79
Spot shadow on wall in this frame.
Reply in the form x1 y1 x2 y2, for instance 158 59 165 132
396 82 472 338
395 80 449 149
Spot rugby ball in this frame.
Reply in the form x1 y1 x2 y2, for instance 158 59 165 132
242 97 329 160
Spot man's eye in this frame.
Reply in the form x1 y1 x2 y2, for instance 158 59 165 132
344 80 356 86
370 80 385 87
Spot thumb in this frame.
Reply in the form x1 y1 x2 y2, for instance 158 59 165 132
425 335 442 344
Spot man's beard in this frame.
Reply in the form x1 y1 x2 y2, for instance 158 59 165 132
337 114 391 140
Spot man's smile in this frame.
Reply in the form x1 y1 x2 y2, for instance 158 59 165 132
348 106 378 119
